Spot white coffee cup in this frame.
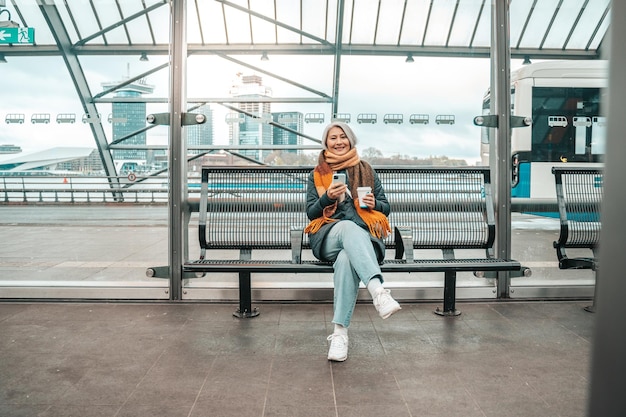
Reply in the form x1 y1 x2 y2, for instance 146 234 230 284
357 186 372 208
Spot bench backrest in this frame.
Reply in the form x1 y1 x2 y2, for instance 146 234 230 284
197 166 496 254
552 166 603 249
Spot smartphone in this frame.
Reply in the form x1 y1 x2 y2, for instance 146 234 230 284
332 173 346 184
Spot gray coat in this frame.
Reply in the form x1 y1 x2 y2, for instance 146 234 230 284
305 168 391 263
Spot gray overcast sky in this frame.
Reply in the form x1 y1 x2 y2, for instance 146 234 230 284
0 54 528 164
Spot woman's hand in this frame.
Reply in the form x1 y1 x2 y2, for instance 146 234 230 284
327 182 347 200
360 192 375 209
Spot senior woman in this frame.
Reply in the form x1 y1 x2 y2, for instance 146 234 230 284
305 121 401 362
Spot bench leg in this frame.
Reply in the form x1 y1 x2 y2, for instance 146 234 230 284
434 271 461 317
584 269 598 313
233 272 260 319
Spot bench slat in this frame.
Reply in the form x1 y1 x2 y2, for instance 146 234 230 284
552 167 603 265
185 258 520 273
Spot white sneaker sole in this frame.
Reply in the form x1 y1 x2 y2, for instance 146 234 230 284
379 303 401 319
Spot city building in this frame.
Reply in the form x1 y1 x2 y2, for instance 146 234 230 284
186 104 214 155
272 112 303 155
228 74 273 162
101 77 154 173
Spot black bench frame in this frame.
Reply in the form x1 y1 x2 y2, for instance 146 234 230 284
552 166 603 312
176 165 526 318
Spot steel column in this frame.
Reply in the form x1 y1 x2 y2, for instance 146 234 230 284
331 0 345 116
168 0 188 300
491 0 512 298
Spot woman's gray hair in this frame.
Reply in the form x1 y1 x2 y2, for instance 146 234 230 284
322 121 358 150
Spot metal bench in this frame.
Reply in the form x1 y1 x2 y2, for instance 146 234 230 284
552 166 603 312
181 166 525 318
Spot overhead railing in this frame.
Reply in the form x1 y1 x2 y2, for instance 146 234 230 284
3 112 458 127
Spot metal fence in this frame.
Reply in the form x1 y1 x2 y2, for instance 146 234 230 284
0 175 202 204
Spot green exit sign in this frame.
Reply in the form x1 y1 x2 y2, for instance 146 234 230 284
0 27 35 44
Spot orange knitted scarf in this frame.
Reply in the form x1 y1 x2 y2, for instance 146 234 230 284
304 149 391 239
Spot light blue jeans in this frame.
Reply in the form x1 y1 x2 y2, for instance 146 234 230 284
320 220 384 327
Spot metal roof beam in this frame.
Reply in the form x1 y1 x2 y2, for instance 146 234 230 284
94 62 169 99
74 1 167 47
331 0 345 115
37 2 121 192
214 52 331 99
94 97 332 104
216 0 333 47
0 44 603 60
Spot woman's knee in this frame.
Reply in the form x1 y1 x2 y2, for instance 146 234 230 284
333 220 368 238
334 250 351 268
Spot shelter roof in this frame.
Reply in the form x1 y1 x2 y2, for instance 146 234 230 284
1 0 611 60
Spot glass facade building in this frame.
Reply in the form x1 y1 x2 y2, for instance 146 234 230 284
272 112 303 155
102 79 154 173
186 104 214 155
228 75 273 162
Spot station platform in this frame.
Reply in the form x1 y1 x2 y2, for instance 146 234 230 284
0 299 593 416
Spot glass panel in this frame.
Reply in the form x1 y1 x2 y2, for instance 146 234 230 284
68 1 107 44
541 0 586 49
125 18 154 45
567 0 611 49
223 1 252 43
423 0 456 46
471 3 491 47
0 0 171 299
56 2 80 44
150 5 171 44
12 2 56 44
375 0 405 45
510 0 534 48
517 0 561 48
398 0 427 44
302 0 330 42
197 1 228 44
349 0 377 44
529 86 603 163
447 0 484 47
248 0 277 44
275 0 303 43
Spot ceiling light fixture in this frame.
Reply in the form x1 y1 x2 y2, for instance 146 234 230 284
523 55 531 65
261 51 269 61
405 53 414 63
0 54 7 64
139 52 149 62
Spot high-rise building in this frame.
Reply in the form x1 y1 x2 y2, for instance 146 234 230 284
272 112 303 155
102 77 154 173
187 104 214 155
229 74 272 161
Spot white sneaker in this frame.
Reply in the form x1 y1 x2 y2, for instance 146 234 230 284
326 333 348 362
373 288 401 319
